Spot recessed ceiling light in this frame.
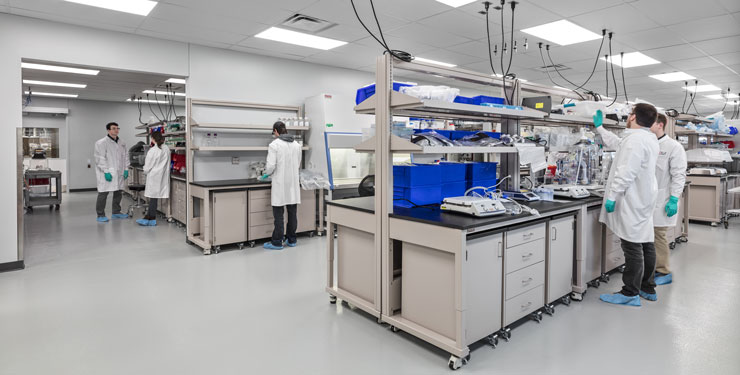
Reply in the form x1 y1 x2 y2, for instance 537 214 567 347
24 91 78 98
166 78 186 84
23 80 87 88
143 90 186 97
649 72 695 82
601 52 660 68
706 93 739 100
255 27 346 50
682 85 721 93
64 0 158 16
552 85 569 90
435 0 477 7
521 20 601 46
21 62 99 75
127 98 169 104
414 57 456 68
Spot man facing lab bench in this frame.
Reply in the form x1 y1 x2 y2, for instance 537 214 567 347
593 104 660 307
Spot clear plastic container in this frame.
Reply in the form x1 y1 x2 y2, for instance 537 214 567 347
205 133 212 147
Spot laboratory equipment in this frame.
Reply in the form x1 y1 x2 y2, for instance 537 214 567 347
129 141 147 167
540 184 591 199
503 190 541 201
440 196 507 217
521 96 552 113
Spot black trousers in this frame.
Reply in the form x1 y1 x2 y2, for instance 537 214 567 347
147 198 158 219
272 205 297 246
96 190 122 217
620 239 657 296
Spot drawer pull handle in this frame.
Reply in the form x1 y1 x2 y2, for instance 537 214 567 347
522 277 533 285
521 301 532 310
522 252 533 259
523 232 534 239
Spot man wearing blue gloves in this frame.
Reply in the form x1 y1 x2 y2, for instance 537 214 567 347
593 104 660 306
260 121 302 250
94 122 130 222
651 114 687 285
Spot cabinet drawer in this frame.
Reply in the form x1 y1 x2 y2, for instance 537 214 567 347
504 284 544 327
505 238 545 273
249 188 271 200
605 249 625 272
506 223 546 249
605 233 621 252
250 211 274 226
249 198 272 213
505 261 545 300
249 224 273 240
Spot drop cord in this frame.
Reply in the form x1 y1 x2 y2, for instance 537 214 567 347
484 3 497 77
620 52 629 103
607 33 619 107
154 91 168 122
538 44 585 100
147 94 162 123
681 81 688 113
687 81 698 113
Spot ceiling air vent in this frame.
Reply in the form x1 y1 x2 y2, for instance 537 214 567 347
280 14 336 33
535 64 571 72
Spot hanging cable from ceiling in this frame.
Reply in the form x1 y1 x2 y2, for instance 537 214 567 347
681 81 689 113
146 94 162 123
604 54 610 102
482 2 497 77
350 0 413 62
686 80 698 114
620 52 629 103
606 32 619 107
537 43 585 100
544 30 606 96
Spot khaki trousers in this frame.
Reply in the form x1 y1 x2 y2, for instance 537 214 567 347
654 227 671 275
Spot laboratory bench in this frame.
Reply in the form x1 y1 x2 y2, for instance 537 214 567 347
125 167 188 225
325 196 598 360
187 178 324 254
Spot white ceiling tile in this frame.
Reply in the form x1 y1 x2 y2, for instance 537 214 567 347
668 56 723 71
691 35 740 55
315 24 370 44
230 45 308 62
715 52 740 66
417 9 496 40
0 5 9 12
299 0 407 31
9 7 138 34
627 0 728 26
137 18 245 46
354 35 437 55
330 42 386 64
414 48 483 67
135 28 232 50
666 14 740 43
495 0 561 30
301 50 373 70
618 27 687 51
570 3 659 35
684 65 736 78
148 3 270 37
445 40 492 60
718 0 740 13
159 0 295 24
9 0 145 29
641 44 706 62
387 23 473 48
526 0 624 18
368 0 450 22
251 0 321 12
235 37 321 58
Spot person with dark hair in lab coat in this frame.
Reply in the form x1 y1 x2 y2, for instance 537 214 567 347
94 122 130 222
137 131 170 226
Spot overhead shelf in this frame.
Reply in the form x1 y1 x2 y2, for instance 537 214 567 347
191 123 308 131
164 131 186 137
521 113 619 127
191 146 310 152
355 92 546 121
135 132 148 137
354 134 518 154
676 114 712 123
676 129 734 138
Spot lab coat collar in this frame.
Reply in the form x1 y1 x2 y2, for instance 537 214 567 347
107 134 119 143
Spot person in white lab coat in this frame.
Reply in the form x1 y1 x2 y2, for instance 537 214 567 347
593 104 660 306
136 131 170 226
259 121 302 250
94 122 130 222
650 114 687 285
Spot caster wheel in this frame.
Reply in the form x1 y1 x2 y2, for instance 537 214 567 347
561 296 571 306
448 356 463 371
185 239 193 245
329 295 337 304
530 311 543 323
167 218 174 223
669 242 676 250
724 221 729 229
237 243 245 250
390 325 400 333
600 273 610 283
26 207 33 213
500 328 512 341
487 334 499 348
49 206 53 210
571 292 583 302
249 241 255 248
55 205 60 210
213 246 221 254
347 302 356 310
588 280 600 288
618 265 626 273
309 232 315 238
544 304 555 316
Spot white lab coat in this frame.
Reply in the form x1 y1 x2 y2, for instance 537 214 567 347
597 127 659 243
265 136 302 207
143 145 171 199
653 136 687 227
94 136 129 192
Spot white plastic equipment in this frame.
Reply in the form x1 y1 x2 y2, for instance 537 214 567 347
441 196 507 217
541 184 591 199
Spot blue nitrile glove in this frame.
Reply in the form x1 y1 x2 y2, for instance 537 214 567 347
123 170 129 180
605 199 615 213
593 109 604 128
258 174 269 181
665 196 679 217
104 172 113 182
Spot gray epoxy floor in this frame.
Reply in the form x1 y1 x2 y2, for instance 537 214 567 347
1 192 739 375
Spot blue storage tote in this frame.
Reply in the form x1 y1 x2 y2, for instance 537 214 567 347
471 95 505 105
394 185 442 207
393 164 441 187
467 178 498 190
465 162 498 181
442 181 467 198
438 162 466 182
356 82 415 105
453 96 472 104
449 130 477 140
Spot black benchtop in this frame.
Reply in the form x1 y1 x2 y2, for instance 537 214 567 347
328 196 595 230
190 178 270 188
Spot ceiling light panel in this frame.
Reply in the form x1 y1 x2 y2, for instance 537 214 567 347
706 93 739 100
21 62 99 75
64 0 158 16
24 91 79 98
414 57 457 67
682 85 721 93
166 78 186 84
601 52 660 68
435 0 477 7
143 90 186 97
255 27 346 50
127 98 170 104
649 72 696 82
521 20 601 46
23 80 87 88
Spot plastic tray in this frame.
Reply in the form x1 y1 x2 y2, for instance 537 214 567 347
393 185 442 207
356 82 415 105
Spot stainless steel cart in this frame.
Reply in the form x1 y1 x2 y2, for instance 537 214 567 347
23 169 62 212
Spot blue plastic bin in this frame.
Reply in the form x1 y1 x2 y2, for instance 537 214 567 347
393 185 442 206
453 96 472 104
466 178 498 190
482 131 501 139
449 130 478 140
471 95 505 105
393 164 441 187
466 162 498 181
438 162 466 183
442 181 467 198
413 129 452 140
356 82 415 105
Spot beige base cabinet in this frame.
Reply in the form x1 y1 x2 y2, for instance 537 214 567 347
248 188 317 242
546 215 575 306
212 191 248 246
169 179 187 224
503 222 546 327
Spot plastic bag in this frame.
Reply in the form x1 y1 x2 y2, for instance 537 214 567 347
400 85 460 103
300 169 330 190
410 130 460 147
457 132 507 147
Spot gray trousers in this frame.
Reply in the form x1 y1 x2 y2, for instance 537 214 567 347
96 191 122 217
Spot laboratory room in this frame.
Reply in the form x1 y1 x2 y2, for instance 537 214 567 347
1 1 740 374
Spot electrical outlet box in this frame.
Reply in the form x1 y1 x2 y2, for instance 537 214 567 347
232 157 240 165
